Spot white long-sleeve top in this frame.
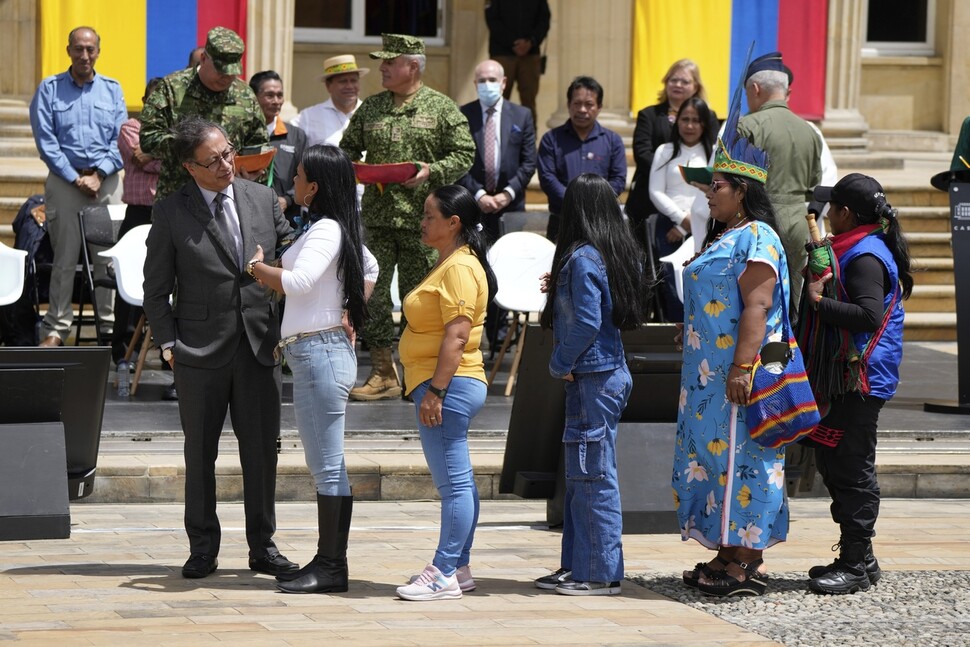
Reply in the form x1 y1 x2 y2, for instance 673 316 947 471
649 142 712 252
279 218 379 338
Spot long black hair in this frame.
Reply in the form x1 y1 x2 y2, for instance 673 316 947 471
541 174 646 330
851 198 915 300
704 173 779 246
428 185 498 304
301 145 368 332
661 96 715 168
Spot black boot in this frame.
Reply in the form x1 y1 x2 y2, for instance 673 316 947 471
809 541 871 595
809 541 881 583
276 495 352 594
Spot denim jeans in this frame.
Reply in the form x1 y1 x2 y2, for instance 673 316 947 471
283 329 356 497
560 366 631 583
412 377 487 576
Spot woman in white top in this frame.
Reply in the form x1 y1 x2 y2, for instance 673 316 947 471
649 97 716 321
248 144 378 594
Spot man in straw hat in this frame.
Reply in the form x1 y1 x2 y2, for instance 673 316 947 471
291 54 369 148
141 26 267 203
341 33 475 401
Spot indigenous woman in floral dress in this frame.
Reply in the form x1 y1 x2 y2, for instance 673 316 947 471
671 59 791 596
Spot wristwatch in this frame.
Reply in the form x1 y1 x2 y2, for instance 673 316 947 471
162 347 174 362
427 384 448 399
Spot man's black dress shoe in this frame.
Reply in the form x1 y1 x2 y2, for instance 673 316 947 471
162 382 178 401
249 552 299 576
182 554 218 578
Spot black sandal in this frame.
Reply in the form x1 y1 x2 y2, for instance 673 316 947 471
697 558 768 597
682 555 729 588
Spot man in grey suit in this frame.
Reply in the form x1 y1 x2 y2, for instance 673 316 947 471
143 116 298 579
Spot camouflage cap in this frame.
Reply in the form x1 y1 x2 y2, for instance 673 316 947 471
369 33 425 59
205 26 245 75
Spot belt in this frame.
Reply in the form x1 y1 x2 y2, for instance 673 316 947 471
275 326 344 359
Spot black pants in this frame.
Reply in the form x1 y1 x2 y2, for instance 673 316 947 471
814 393 885 544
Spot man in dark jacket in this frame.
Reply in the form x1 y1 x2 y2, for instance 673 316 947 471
485 0 550 127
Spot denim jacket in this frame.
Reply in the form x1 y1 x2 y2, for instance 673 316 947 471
549 244 626 378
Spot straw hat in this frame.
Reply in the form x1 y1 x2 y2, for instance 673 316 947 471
320 55 369 81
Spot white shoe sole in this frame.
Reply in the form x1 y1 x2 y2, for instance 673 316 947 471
555 584 621 596
396 587 462 601
407 574 475 592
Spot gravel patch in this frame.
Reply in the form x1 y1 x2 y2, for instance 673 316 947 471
630 570 970 646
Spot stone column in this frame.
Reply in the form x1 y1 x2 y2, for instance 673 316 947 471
546 0 634 138
943 0 970 135
246 0 297 120
821 0 869 151
0 0 38 101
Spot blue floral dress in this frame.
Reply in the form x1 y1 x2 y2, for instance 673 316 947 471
672 221 791 550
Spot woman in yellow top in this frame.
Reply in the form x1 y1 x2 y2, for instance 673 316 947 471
395 185 497 602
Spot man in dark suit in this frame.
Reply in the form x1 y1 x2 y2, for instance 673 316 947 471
143 116 297 580
458 59 537 244
458 59 537 352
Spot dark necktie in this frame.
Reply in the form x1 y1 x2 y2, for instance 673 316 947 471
213 192 242 269
484 107 497 194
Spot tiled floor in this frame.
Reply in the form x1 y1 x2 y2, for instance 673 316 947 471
3 498 969 645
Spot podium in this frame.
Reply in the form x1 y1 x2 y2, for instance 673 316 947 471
924 170 970 414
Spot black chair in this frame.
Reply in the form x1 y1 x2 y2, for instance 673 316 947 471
75 205 119 346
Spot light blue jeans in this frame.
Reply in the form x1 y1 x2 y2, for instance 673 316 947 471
412 377 487 576
283 329 356 496
560 366 631 583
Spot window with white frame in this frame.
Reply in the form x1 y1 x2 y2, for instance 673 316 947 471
862 0 935 56
294 0 445 45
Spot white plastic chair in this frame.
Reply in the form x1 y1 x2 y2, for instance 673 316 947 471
98 225 151 394
0 242 28 307
486 232 556 396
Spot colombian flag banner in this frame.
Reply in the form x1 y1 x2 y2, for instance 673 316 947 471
40 0 247 111
631 0 827 120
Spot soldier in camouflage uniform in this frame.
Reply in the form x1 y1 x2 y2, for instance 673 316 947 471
342 33 475 401
141 27 267 201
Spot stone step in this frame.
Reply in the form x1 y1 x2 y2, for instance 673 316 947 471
0 138 38 157
0 123 33 138
0 223 12 247
906 232 951 257
912 257 954 285
902 312 957 341
906 284 955 313
896 206 951 232
0 103 30 125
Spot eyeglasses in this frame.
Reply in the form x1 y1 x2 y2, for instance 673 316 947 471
710 179 732 193
191 146 236 172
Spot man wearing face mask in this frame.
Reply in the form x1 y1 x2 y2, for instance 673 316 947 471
458 59 537 243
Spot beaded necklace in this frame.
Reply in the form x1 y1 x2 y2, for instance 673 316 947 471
682 216 751 267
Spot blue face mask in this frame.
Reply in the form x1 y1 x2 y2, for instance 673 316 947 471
476 81 502 107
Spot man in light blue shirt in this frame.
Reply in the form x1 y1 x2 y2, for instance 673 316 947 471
30 26 126 346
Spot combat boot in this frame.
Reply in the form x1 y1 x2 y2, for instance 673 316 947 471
809 540 881 583
349 347 402 401
809 541 871 595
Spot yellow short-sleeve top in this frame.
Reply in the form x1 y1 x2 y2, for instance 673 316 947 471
399 246 488 395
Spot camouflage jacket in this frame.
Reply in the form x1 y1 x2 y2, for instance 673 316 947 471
341 85 475 230
140 68 267 201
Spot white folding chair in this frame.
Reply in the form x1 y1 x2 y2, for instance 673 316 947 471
98 225 151 394
0 242 28 307
486 232 556 396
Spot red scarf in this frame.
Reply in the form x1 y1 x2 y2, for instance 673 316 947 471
830 223 882 261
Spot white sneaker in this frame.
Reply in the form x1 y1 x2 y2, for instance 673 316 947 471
408 563 475 592
396 564 462 601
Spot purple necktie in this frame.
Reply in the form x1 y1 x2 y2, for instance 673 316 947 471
484 107 497 194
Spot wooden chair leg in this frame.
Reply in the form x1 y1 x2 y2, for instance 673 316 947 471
130 322 152 396
488 312 519 386
124 313 145 363
504 320 528 397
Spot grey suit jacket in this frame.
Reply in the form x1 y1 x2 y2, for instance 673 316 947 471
143 178 293 369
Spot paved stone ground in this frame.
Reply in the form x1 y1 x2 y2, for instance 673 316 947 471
2 498 969 645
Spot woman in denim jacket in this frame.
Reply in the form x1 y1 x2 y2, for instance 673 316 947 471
534 174 646 595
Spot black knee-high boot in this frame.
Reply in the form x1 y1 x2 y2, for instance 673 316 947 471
276 494 352 593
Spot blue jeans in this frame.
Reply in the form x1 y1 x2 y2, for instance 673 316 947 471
560 366 631 583
283 330 356 496
412 377 487 576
